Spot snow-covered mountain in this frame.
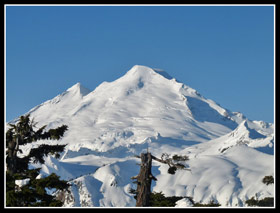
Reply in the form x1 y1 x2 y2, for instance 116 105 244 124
9 65 274 207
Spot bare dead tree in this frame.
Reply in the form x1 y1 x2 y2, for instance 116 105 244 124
131 152 190 207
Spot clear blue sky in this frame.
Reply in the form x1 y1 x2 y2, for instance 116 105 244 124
5 5 274 123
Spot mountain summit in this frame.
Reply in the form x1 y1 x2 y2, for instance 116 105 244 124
10 65 274 207
125 64 173 80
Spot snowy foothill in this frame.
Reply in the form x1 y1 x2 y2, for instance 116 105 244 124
8 65 274 207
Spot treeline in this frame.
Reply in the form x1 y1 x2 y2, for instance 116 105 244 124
129 190 274 207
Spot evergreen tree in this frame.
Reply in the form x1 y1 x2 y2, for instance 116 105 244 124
149 191 185 207
6 114 69 207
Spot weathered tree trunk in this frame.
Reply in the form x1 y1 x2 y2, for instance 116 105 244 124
132 152 189 207
6 137 19 175
134 152 156 207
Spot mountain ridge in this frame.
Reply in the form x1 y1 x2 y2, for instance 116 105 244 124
8 65 274 207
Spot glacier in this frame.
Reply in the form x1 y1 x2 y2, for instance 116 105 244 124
7 65 274 207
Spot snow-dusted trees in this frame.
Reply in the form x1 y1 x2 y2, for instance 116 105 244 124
6 114 69 207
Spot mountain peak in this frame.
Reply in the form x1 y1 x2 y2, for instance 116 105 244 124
232 120 266 140
126 65 174 80
130 64 153 72
67 82 81 92
67 82 91 97
10 65 274 207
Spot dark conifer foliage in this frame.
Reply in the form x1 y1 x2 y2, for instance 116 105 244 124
6 114 69 207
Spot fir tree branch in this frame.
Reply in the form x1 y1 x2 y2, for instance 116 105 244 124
28 144 66 164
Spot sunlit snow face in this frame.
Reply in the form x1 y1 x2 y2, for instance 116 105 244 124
11 65 274 207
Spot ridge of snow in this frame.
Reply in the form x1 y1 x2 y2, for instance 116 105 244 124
184 119 274 157
67 82 91 97
9 65 274 207
126 65 173 80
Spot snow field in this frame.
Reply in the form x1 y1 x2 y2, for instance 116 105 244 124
9 65 274 207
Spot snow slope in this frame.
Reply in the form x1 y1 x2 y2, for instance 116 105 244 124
8 65 274 207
